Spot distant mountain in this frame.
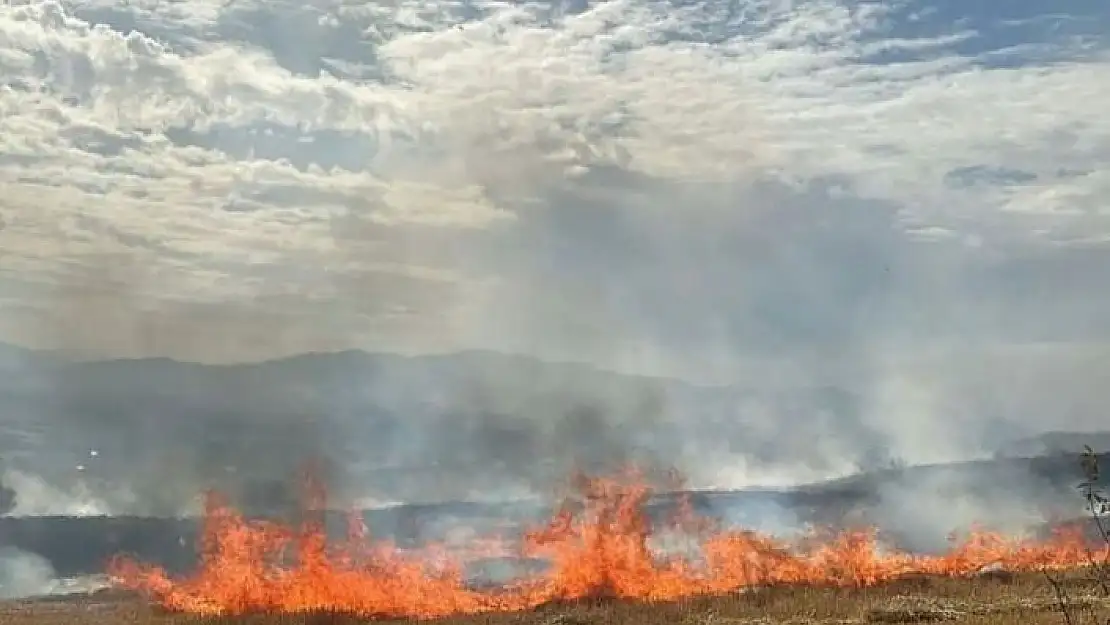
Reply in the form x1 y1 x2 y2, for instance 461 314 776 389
0 344 884 516
0 343 1105 523
994 430 1110 458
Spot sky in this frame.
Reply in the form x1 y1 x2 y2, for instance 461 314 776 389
1 0 1109 388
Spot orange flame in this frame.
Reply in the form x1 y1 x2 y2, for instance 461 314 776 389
108 469 1106 619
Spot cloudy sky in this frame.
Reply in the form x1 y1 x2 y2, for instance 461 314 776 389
1 0 1109 384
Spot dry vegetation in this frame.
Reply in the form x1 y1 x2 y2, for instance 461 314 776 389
1 449 1105 625
1 570 1106 625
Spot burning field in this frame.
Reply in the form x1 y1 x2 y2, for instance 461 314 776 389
1 467 1103 625
0 571 1107 625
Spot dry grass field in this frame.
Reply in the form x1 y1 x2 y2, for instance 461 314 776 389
1 571 1106 625
4 452 1107 625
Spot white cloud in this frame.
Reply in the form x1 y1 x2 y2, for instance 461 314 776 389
0 0 1108 368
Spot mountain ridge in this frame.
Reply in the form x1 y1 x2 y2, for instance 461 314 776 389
0 341 1105 518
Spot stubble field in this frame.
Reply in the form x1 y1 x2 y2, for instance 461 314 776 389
2 571 1106 625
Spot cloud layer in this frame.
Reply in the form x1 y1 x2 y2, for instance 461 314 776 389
2 0 1109 371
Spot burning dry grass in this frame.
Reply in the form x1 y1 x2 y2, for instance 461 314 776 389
89 468 1110 624
103 469 1108 620
0 571 1108 625
2 466 1103 624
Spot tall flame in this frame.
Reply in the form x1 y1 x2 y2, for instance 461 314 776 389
108 468 1105 619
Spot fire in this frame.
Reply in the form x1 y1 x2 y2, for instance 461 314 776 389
108 468 1105 620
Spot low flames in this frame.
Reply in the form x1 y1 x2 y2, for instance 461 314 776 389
108 468 1104 619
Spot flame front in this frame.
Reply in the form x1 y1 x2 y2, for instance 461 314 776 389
108 470 1105 619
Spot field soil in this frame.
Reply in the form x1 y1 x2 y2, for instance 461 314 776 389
1 571 1106 625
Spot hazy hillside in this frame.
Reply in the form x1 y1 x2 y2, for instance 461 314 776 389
994 430 1110 458
0 344 883 516
0 343 1105 526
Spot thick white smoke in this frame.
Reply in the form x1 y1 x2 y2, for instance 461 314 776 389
0 546 109 599
0 548 57 599
2 469 117 517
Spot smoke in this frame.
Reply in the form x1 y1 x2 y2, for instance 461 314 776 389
0 545 112 599
0 548 57 599
869 476 1053 554
1 469 116 517
0 546 108 599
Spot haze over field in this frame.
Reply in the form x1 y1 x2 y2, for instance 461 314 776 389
0 0 1109 598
